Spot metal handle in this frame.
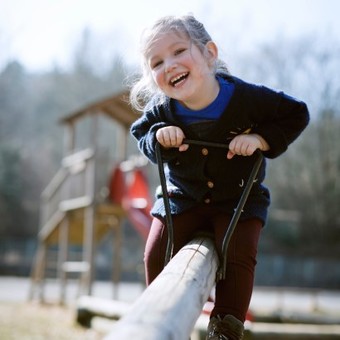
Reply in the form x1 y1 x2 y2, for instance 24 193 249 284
217 149 263 281
182 139 230 149
155 142 174 266
155 139 263 276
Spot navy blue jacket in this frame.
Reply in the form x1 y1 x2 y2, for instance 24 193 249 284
130 75 309 224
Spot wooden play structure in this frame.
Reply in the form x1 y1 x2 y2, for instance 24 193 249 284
29 91 151 304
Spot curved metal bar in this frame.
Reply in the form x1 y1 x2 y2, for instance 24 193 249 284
155 139 263 277
217 150 263 281
155 142 174 266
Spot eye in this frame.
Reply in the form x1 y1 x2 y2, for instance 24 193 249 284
174 48 186 56
151 60 163 69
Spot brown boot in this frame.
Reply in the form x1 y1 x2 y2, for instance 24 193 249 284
206 314 244 340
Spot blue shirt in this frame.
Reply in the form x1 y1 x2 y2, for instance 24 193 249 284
174 76 235 125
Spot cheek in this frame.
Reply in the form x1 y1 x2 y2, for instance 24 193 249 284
153 70 165 87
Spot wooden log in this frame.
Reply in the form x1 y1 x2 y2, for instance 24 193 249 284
77 296 131 327
104 236 219 340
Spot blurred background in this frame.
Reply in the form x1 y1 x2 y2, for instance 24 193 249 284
0 0 340 338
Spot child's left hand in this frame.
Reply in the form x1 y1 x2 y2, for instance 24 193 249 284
227 134 269 159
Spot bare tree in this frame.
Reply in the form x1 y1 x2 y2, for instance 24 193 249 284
238 35 340 254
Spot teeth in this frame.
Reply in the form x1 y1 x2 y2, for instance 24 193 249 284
171 73 188 84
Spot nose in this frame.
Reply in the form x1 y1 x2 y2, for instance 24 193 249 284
165 59 177 73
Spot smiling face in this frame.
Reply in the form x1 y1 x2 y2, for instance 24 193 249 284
145 31 219 110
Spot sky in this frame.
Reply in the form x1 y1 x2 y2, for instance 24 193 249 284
1 0 339 72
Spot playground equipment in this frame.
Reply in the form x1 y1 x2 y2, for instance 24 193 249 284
108 165 152 241
104 235 218 339
156 139 263 277
75 139 340 339
29 91 152 304
103 140 263 339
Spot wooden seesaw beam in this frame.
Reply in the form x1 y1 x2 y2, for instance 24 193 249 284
104 235 219 340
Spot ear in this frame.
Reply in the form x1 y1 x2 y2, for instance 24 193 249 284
205 41 218 65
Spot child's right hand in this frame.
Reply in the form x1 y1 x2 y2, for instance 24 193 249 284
156 126 189 152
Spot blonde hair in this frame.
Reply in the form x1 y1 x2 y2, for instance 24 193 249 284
129 15 230 111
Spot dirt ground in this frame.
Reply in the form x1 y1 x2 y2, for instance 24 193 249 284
0 302 104 340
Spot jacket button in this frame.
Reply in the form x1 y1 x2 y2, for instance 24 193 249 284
204 198 211 204
207 181 214 188
201 148 209 156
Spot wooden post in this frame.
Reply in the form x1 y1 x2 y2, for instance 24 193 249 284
112 223 122 300
58 216 69 304
28 242 47 302
104 236 219 340
63 121 75 155
116 124 128 162
82 113 98 295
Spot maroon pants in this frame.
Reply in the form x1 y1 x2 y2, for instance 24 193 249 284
144 205 262 323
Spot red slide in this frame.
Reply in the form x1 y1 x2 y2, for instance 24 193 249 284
109 166 152 241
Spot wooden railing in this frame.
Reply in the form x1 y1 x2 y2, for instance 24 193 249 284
104 235 219 340
39 148 95 240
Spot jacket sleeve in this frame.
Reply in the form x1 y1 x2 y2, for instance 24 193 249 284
252 87 310 159
130 106 179 164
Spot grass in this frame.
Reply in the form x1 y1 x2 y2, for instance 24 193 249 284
0 301 104 340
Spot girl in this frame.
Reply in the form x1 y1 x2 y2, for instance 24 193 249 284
129 15 309 340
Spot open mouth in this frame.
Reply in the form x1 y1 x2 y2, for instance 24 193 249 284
170 72 189 87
